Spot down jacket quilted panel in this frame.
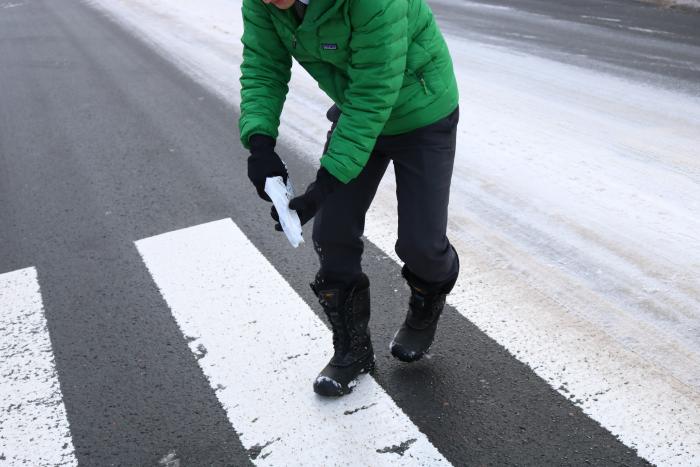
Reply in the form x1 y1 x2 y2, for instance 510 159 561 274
239 0 458 183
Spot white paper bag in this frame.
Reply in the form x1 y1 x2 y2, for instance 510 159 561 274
264 176 304 248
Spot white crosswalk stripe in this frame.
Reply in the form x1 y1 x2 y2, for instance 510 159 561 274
136 218 452 466
3 217 699 465
0 267 77 466
366 200 700 466
3 217 698 465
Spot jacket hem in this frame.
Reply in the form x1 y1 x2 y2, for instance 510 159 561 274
381 84 459 136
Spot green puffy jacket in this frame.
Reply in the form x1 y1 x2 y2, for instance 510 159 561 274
239 0 459 183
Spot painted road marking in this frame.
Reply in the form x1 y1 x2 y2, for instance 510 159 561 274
365 199 700 467
89 0 700 462
136 219 451 466
0 267 77 466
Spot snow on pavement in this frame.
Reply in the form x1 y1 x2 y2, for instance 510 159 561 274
0 268 77 466
87 0 700 464
643 0 700 9
136 219 451 466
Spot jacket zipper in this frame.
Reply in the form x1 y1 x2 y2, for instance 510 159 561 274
418 74 429 95
292 34 297 49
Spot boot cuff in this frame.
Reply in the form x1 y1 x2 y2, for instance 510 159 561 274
310 273 370 305
401 265 457 295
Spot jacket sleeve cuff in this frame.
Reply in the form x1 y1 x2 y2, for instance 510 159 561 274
248 134 276 153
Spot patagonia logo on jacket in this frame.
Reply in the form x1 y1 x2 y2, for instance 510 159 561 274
321 43 338 50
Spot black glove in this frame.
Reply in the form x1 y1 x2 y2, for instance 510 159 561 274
247 134 288 201
271 167 341 230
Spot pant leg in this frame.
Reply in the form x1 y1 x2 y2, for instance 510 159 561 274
312 109 391 288
379 107 460 284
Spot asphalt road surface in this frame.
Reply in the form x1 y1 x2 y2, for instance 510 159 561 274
432 0 700 90
1 0 697 465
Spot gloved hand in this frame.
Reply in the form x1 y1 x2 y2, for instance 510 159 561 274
271 167 341 230
247 134 288 201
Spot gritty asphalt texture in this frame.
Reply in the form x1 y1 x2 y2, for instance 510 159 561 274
1 0 691 464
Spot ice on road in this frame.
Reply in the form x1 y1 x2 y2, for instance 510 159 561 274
87 0 700 463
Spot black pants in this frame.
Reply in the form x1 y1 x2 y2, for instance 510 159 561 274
312 106 460 289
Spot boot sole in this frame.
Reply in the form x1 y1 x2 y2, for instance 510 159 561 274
389 339 428 363
313 356 376 397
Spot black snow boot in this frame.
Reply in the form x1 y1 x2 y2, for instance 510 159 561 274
390 265 458 363
311 273 375 397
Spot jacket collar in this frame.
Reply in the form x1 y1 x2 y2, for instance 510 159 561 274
301 0 345 29
266 0 345 31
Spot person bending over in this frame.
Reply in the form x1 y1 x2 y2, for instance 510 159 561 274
239 0 460 397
